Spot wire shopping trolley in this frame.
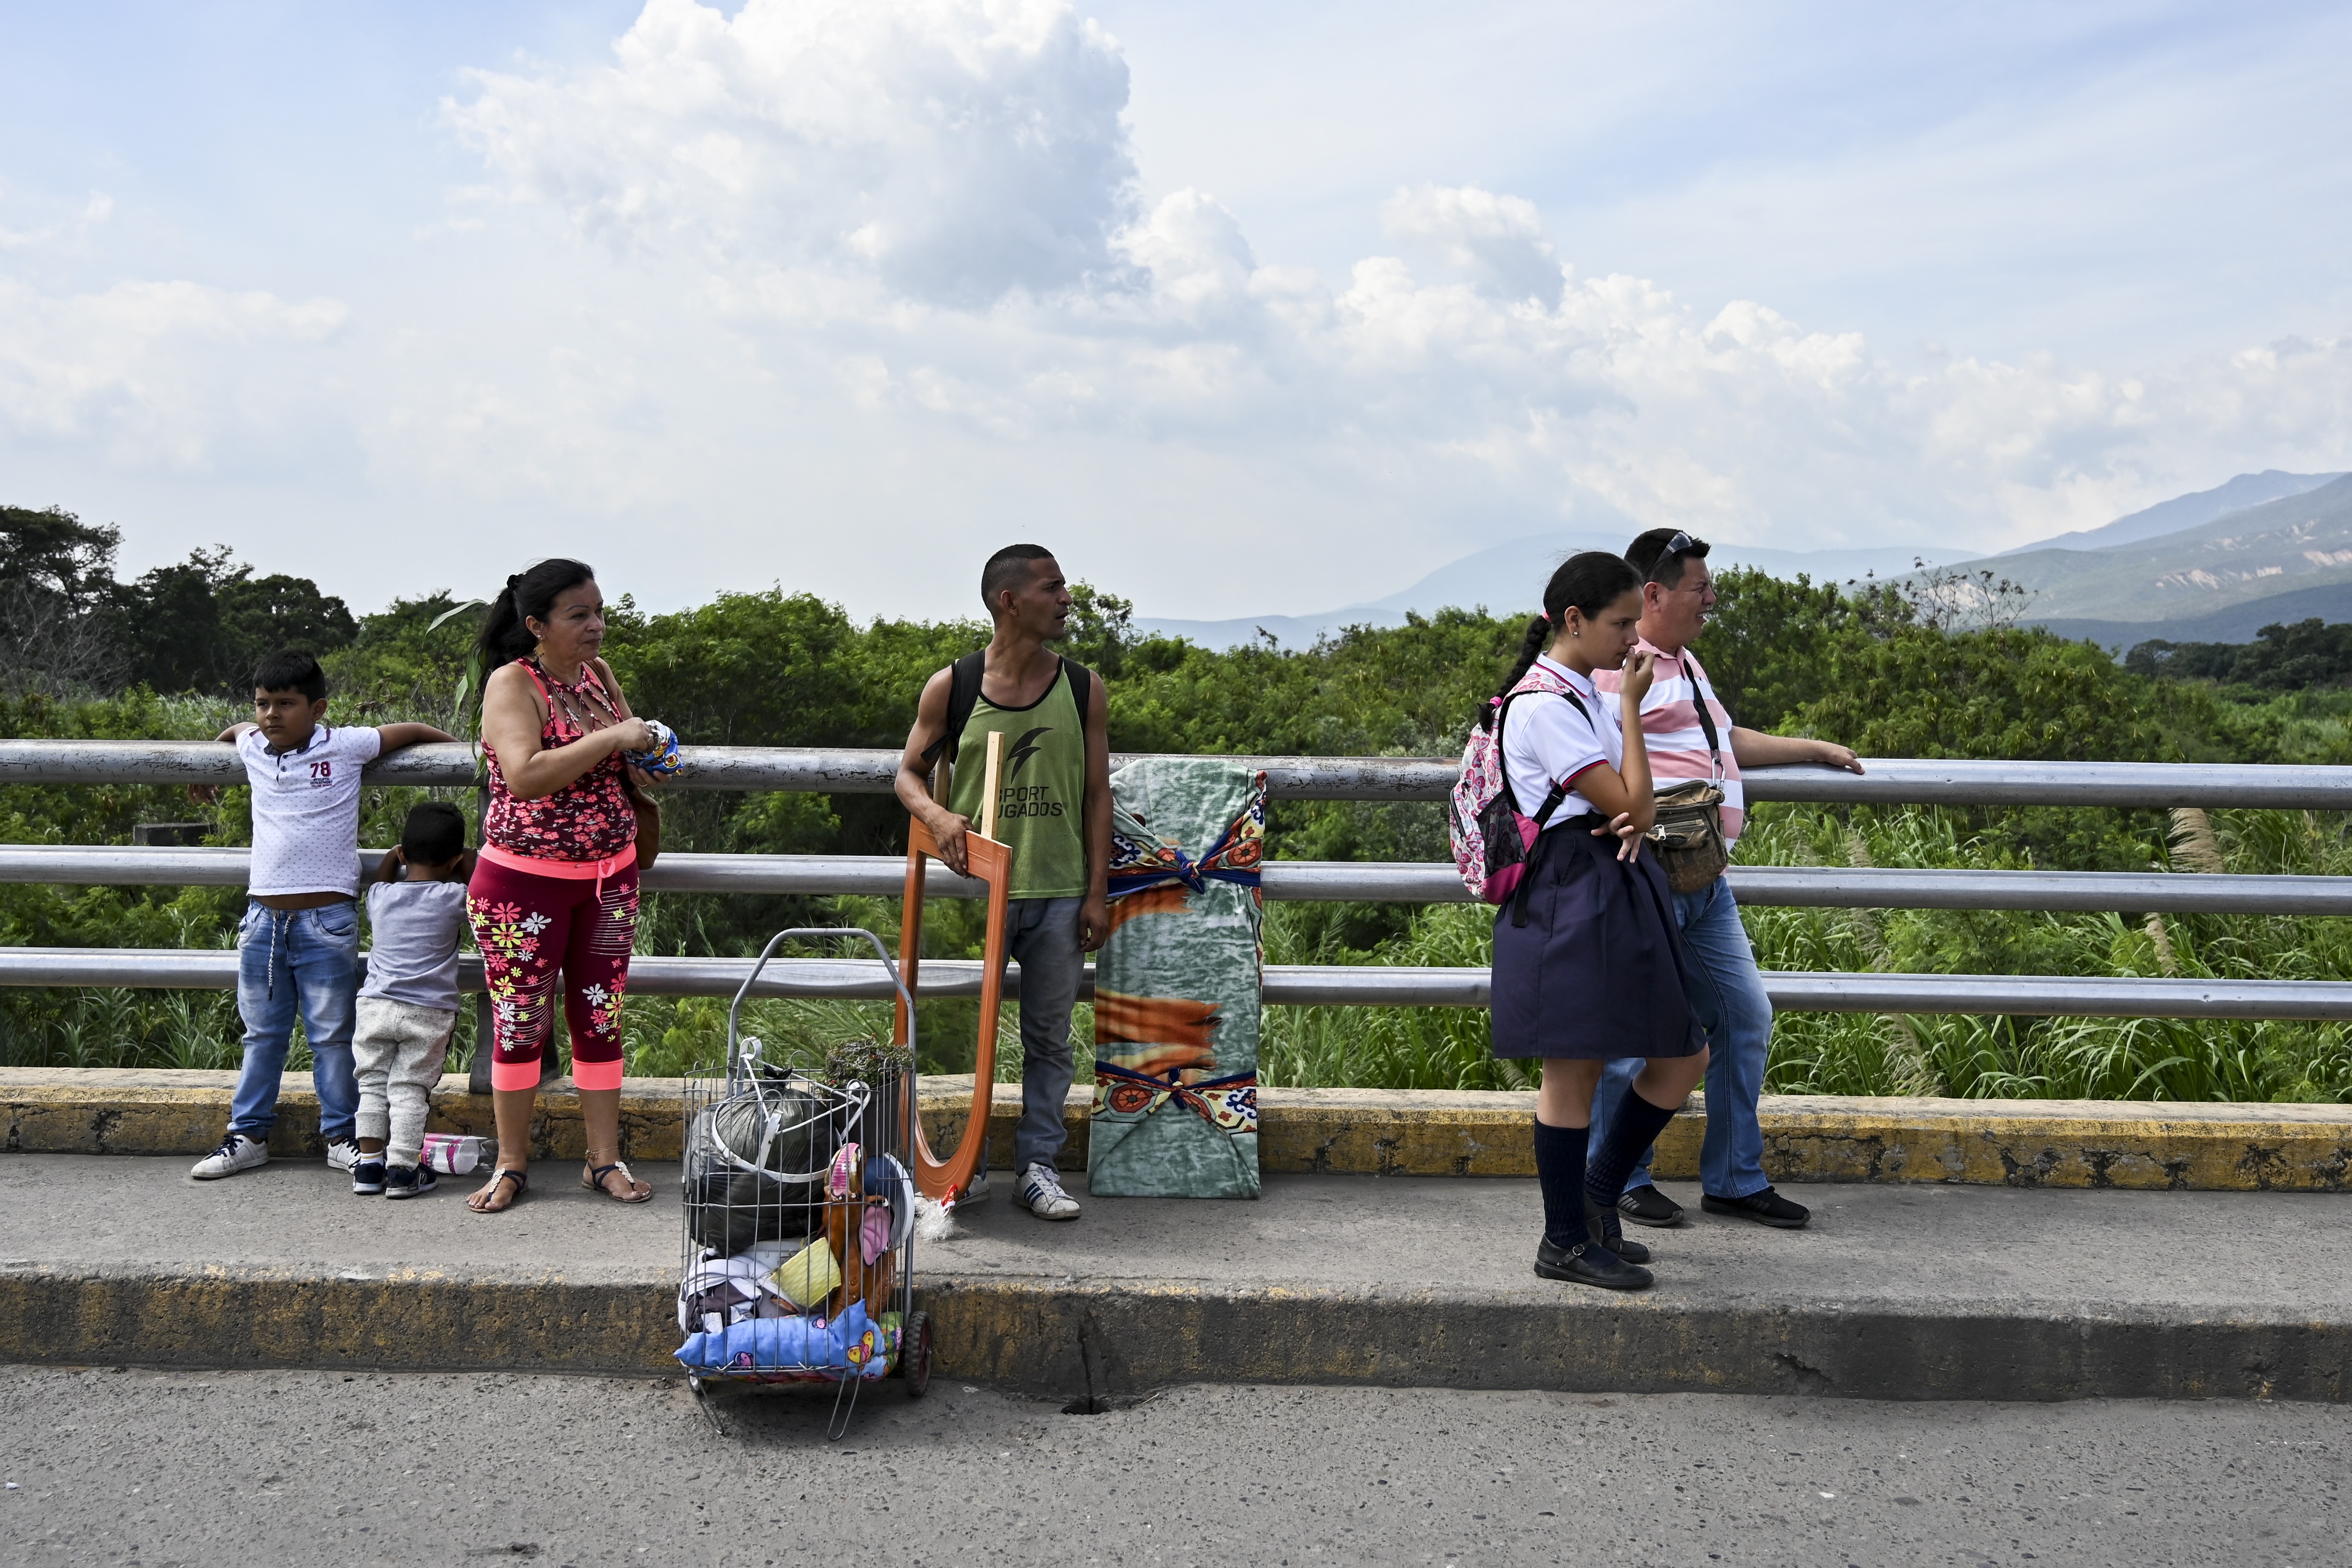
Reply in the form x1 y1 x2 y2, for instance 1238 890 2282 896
675 927 933 1439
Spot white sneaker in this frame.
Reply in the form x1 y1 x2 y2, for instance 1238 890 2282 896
952 1171 993 1209
190 1134 268 1180
1017 1163 1081 1221
325 1139 361 1173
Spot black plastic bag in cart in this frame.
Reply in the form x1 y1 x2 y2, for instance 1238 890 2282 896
685 1061 841 1254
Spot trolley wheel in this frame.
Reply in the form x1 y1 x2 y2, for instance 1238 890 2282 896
901 1310 934 1398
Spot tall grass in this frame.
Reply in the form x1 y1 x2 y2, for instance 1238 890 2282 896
1742 803 2352 1103
1257 805 2352 1102
1261 901 1532 1091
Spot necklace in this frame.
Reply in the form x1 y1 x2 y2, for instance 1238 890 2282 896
526 654 619 735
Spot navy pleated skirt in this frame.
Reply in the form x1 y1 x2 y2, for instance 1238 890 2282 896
1490 823 1702 1061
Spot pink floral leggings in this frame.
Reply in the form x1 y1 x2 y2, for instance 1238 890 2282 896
467 856 639 1092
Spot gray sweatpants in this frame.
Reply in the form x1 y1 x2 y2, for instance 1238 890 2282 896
353 996 456 1169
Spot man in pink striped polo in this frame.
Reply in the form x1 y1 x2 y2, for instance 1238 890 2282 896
1590 529 1863 1231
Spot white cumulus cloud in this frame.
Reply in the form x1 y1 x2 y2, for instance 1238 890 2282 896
8 0 2349 618
424 0 2352 592
448 0 1137 306
0 277 347 472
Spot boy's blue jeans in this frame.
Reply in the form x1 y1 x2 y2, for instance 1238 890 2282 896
1589 876 1773 1201
227 900 361 1146
998 896 1085 1177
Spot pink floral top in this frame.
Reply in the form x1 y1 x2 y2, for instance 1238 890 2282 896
482 658 638 862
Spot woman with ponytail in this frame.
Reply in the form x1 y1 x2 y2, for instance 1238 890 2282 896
1484 551 1707 1290
463 559 665 1214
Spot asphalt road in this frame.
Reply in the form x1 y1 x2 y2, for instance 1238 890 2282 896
1 1367 2345 1567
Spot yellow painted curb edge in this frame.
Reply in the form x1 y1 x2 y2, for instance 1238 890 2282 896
4 1069 2348 1192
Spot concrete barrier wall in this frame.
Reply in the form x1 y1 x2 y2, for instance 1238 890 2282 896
6 1068 2347 1191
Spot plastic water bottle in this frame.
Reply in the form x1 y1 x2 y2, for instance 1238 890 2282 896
420 1133 496 1176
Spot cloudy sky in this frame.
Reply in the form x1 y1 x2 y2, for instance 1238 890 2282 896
3 0 2348 620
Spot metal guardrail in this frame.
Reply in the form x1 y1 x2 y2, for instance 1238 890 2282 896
0 740 1450 801
8 741 2352 1022
10 740 2352 809
7 948 2350 1019
8 844 2352 915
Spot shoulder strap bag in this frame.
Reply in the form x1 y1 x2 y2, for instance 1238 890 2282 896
1645 655 1730 895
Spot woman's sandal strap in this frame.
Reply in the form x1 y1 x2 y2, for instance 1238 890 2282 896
469 1166 527 1213
586 1160 653 1203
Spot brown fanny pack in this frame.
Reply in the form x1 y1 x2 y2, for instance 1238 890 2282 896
1644 665 1730 895
1648 778 1728 893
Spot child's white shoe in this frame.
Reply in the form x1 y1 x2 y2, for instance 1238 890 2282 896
190 1135 268 1181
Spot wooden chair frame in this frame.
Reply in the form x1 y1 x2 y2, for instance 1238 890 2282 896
896 732 1010 1202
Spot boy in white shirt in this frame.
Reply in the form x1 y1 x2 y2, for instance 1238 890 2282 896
350 802 475 1198
191 651 453 1180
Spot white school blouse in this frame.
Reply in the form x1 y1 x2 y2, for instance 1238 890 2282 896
1499 656 1622 830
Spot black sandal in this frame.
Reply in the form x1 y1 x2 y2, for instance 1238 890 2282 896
467 1166 528 1214
583 1160 653 1204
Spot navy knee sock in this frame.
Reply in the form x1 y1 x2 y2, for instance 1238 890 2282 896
1532 1117 1591 1249
1585 1089 1680 1207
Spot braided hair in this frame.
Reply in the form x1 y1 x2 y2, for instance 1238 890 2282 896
1478 550 1641 730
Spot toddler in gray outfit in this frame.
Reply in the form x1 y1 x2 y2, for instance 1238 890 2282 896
351 802 473 1198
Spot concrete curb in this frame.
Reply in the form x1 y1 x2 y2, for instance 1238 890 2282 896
2 1261 2339 1403
5 1067 2348 1190
0 1263 679 1377
924 1275 2351 1403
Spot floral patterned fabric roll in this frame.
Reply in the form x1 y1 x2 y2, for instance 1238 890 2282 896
1088 757 1265 1199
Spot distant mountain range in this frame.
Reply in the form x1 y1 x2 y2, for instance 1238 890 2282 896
1139 533 1966 647
1994 470 2344 555
2034 581 2352 648
1996 473 2352 645
1137 468 2352 651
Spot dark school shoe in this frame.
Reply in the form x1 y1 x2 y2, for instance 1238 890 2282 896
1618 1185 1686 1228
350 1158 387 1196
1533 1236 1653 1292
383 1164 438 1200
1701 1186 1811 1229
1582 1191 1651 1265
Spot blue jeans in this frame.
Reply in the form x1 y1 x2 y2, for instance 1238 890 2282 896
1590 877 1772 1200
227 900 361 1145
995 896 1084 1175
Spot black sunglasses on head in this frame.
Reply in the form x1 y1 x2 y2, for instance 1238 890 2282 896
1645 531 1703 585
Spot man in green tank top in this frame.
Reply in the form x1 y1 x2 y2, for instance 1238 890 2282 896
896 545 1110 1221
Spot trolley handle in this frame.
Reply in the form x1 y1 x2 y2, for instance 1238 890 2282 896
727 926 918 1074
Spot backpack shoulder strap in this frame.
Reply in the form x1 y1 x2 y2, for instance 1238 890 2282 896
1060 657 1091 739
921 650 990 767
1492 681 1586 825
1496 680 1585 930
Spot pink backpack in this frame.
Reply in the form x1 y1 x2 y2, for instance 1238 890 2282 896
1449 664 1592 915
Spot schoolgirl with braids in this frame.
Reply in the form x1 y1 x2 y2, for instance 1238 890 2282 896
463 558 668 1214
1484 551 1707 1291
